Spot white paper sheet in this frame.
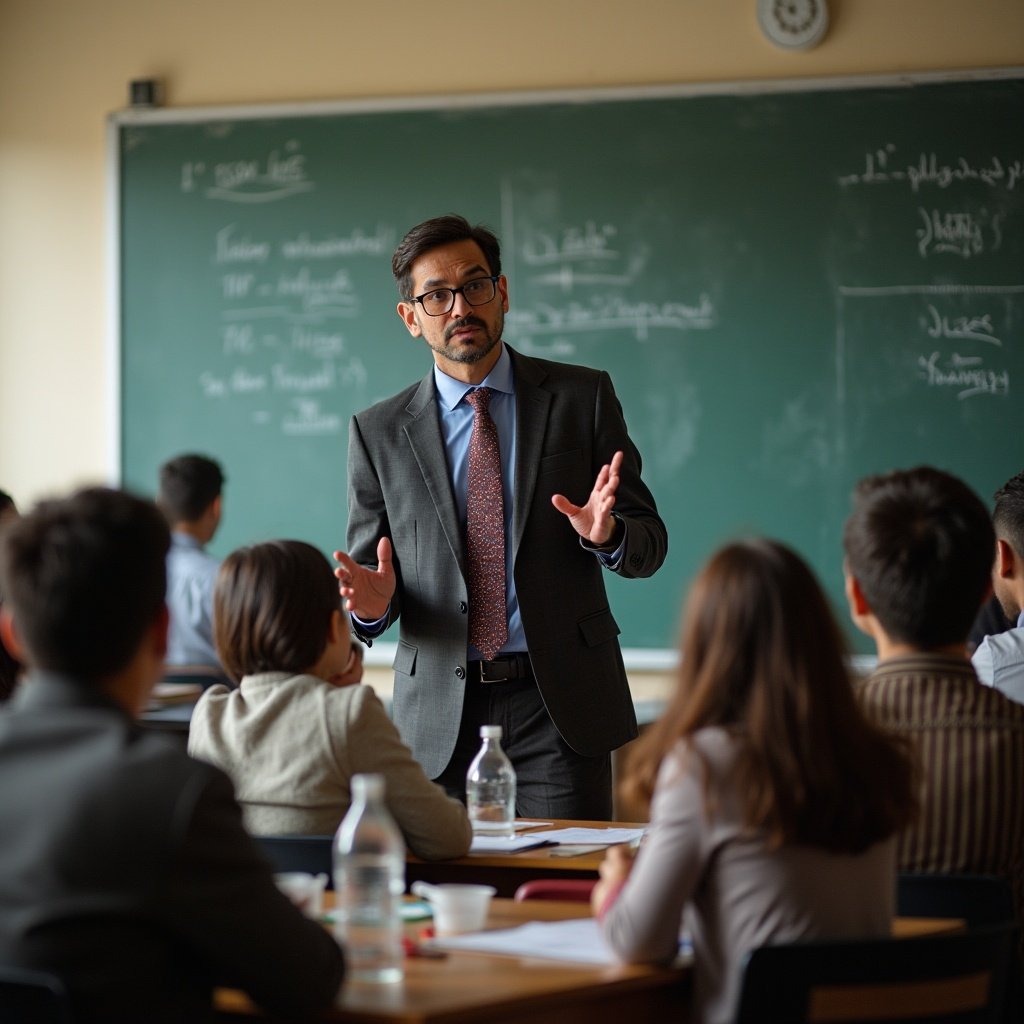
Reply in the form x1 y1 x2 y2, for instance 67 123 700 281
430 918 616 964
529 827 645 846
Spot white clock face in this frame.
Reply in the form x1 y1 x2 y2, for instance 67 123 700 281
758 0 830 50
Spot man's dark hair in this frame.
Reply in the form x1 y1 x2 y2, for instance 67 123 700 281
391 214 502 300
0 487 170 681
0 490 15 518
157 453 224 524
843 466 994 649
992 470 1024 558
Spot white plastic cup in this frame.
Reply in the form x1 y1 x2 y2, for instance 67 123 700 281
274 871 328 918
410 881 496 936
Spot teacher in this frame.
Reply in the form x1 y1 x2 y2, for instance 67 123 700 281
334 214 667 819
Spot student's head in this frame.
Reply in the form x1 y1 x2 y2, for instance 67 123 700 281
157 454 224 530
0 487 169 684
214 540 352 683
843 466 994 649
991 469 1024 620
0 490 17 523
391 214 502 301
623 537 915 852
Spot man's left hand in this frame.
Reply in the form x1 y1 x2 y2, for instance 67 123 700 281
551 450 623 546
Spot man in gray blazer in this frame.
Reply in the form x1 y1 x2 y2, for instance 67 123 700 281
0 487 344 1023
335 214 667 819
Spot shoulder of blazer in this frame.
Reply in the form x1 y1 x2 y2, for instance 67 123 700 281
507 344 606 390
353 371 433 426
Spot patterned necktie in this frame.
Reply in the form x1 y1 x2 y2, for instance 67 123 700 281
465 387 508 660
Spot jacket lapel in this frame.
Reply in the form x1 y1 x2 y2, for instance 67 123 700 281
508 348 552 560
402 372 467 575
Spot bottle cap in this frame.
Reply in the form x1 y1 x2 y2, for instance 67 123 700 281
352 773 385 798
479 724 503 740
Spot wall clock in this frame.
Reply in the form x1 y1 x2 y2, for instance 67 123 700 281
757 0 830 50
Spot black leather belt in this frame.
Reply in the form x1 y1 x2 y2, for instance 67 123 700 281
467 653 533 684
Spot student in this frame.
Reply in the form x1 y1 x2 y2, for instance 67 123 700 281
593 538 915 1024
0 488 344 1023
844 466 1024 928
188 539 473 859
972 469 1024 702
156 452 225 671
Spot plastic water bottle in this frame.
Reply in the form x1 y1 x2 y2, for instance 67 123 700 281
333 773 405 983
466 724 516 838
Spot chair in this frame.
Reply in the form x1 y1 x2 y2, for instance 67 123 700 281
0 966 74 1024
513 879 597 903
897 872 1015 928
733 923 1018 1024
255 834 334 888
897 873 1022 1021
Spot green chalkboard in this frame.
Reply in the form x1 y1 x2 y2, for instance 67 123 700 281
115 72 1024 657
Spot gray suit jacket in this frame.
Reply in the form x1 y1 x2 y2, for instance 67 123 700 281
347 345 668 778
0 672 344 1024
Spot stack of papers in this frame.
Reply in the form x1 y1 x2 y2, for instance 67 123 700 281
431 918 615 964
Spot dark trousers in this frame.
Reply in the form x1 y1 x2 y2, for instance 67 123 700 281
435 677 613 820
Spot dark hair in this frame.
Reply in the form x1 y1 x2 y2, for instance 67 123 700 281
623 538 916 854
0 490 16 519
214 540 341 682
157 454 224 523
843 466 994 648
0 487 169 681
993 470 1024 558
391 214 502 300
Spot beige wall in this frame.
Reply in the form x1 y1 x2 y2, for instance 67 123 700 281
1 0 1021 504
1 0 1021 703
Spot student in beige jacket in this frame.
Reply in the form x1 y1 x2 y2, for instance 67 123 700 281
188 539 472 860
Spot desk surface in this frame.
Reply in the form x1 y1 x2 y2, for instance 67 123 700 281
406 819 642 897
215 896 962 1024
216 898 690 1023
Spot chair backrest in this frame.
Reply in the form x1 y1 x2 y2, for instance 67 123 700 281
733 923 1018 1024
0 966 73 1024
897 872 1015 928
255 834 334 888
513 879 597 903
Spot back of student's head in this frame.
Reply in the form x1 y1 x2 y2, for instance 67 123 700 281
214 540 341 681
993 470 1024 557
0 487 169 681
843 466 994 648
624 537 915 853
157 453 224 523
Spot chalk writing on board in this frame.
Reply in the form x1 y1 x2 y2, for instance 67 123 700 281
282 398 342 436
181 139 313 203
507 295 715 344
281 226 395 259
522 222 620 265
917 351 1010 399
916 208 1003 259
837 144 1023 192
923 305 1001 346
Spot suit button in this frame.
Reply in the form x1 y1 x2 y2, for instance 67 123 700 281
459 601 467 614
455 666 466 679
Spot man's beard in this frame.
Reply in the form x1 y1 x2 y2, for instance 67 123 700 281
427 311 503 365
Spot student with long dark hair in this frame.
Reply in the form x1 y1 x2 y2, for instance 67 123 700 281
594 538 917 1024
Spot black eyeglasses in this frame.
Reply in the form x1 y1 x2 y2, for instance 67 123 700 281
410 276 499 317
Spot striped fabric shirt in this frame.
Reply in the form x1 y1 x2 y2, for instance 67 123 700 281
857 654 1024 930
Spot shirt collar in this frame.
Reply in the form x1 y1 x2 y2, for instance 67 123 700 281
434 343 513 411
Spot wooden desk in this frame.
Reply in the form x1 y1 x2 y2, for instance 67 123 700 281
406 819 642 898
216 897 690 1023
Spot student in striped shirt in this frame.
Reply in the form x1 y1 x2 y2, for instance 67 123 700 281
843 466 1024 936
